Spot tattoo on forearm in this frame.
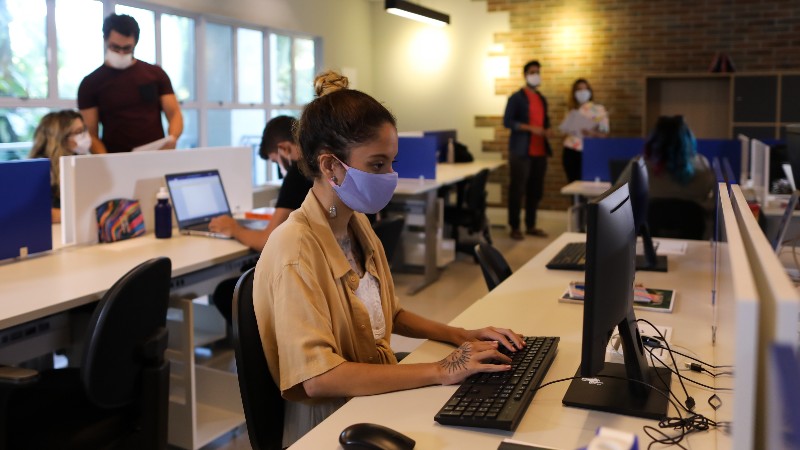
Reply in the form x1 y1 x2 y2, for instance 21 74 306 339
440 343 472 373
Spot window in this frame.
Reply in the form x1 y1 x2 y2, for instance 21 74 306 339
0 0 48 98
0 1 321 187
161 14 195 102
55 0 104 100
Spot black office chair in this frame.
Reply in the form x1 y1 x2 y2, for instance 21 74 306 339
608 159 631 185
0 257 171 450
474 243 513 291
648 198 706 240
444 169 492 256
371 216 406 267
232 268 284 450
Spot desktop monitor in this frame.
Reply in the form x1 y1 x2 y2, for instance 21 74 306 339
787 125 800 192
629 157 668 272
562 183 672 419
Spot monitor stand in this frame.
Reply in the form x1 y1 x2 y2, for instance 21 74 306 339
637 225 668 272
636 254 668 272
562 363 672 420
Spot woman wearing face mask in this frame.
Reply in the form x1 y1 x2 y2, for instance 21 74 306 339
29 110 92 223
253 71 525 447
560 79 610 183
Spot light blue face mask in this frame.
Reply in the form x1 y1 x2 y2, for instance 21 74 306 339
328 157 398 214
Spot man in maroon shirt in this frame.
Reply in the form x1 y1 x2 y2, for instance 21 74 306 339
78 14 183 153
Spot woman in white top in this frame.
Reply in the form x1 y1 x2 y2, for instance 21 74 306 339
560 78 610 183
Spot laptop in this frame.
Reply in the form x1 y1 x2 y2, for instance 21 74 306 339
772 190 800 253
165 170 264 238
0 159 53 260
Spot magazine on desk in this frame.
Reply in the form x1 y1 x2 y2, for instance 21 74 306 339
560 281 676 313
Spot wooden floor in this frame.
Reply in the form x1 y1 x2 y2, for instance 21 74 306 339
176 210 569 450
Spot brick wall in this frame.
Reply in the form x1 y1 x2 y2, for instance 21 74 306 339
478 0 800 210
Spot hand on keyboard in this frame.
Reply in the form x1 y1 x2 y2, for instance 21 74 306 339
437 341 512 386
463 326 526 353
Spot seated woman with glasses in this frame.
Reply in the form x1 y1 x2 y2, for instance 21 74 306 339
28 110 92 223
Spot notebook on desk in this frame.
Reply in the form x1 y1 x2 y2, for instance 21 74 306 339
165 170 265 239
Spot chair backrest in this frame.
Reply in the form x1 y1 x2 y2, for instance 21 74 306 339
232 268 284 450
372 216 405 265
648 198 706 240
463 169 490 233
81 257 171 408
608 159 630 184
474 243 513 291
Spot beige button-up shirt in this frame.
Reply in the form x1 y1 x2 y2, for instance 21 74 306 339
253 190 402 402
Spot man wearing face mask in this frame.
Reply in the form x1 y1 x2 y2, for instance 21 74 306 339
209 115 313 252
503 60 553 240
77 13 183 153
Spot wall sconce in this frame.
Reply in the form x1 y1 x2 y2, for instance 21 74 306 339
385 0 450 27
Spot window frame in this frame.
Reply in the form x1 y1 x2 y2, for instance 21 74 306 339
0 0 321 184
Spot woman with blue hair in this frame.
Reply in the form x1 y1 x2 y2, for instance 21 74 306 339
616 116 716 232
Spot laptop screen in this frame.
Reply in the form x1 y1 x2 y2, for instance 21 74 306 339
165 170 231 226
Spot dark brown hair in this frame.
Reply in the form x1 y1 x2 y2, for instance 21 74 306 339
297 71 396 179
259 115 297 160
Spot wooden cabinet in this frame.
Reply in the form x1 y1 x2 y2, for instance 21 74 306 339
644 72 800 140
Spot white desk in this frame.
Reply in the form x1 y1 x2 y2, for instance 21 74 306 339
560 181 613 231
292 232 728 449
394 161 505 295
0 231 256 449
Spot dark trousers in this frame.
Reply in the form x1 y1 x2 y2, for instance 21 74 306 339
562 146 582 183
508 154 547 230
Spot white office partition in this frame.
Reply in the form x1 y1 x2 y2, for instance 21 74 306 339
730 184 800 449
749 139 770 205
738 134 750 186
715 183 759 450
60 147 253 246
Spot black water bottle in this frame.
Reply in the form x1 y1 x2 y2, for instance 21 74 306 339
155 187 172 239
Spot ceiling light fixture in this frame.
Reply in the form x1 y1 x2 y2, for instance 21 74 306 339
385 0 450 27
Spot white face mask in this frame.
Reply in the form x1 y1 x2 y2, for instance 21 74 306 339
105 49 134 70
574 89 592 104
526 73 541 88
73 131 91 155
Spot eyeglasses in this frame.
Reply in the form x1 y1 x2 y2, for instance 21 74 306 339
107 43 135 54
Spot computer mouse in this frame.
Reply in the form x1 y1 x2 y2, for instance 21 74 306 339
339 422 415 450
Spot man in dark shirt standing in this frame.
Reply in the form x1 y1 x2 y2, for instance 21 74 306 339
503 60 552 240
78 14 183 153
209 115 313 251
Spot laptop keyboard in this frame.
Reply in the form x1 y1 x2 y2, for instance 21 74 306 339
434 336 559 431
545 242 586 271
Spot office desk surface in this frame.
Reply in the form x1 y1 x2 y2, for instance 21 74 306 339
435 160 505 185
292 232 723 449
0 231 251 329
560 180 612 197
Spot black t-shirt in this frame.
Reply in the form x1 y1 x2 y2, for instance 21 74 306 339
77 61 174 152
276 163 313 210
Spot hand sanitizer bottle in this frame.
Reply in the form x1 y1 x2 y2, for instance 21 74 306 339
446 137 455 163
155 187 172 239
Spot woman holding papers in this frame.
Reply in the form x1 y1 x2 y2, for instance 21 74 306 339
253 71 524 447
29 110 92 223
560 79 610 182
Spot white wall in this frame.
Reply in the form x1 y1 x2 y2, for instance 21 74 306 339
369 0 509 159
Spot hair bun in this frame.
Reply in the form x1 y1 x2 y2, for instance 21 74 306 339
314 71 349 97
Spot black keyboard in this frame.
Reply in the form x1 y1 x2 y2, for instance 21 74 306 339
434 336 559 431
545 242 586 270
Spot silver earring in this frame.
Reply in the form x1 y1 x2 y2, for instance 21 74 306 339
331 175 338 184
329 205 337 218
